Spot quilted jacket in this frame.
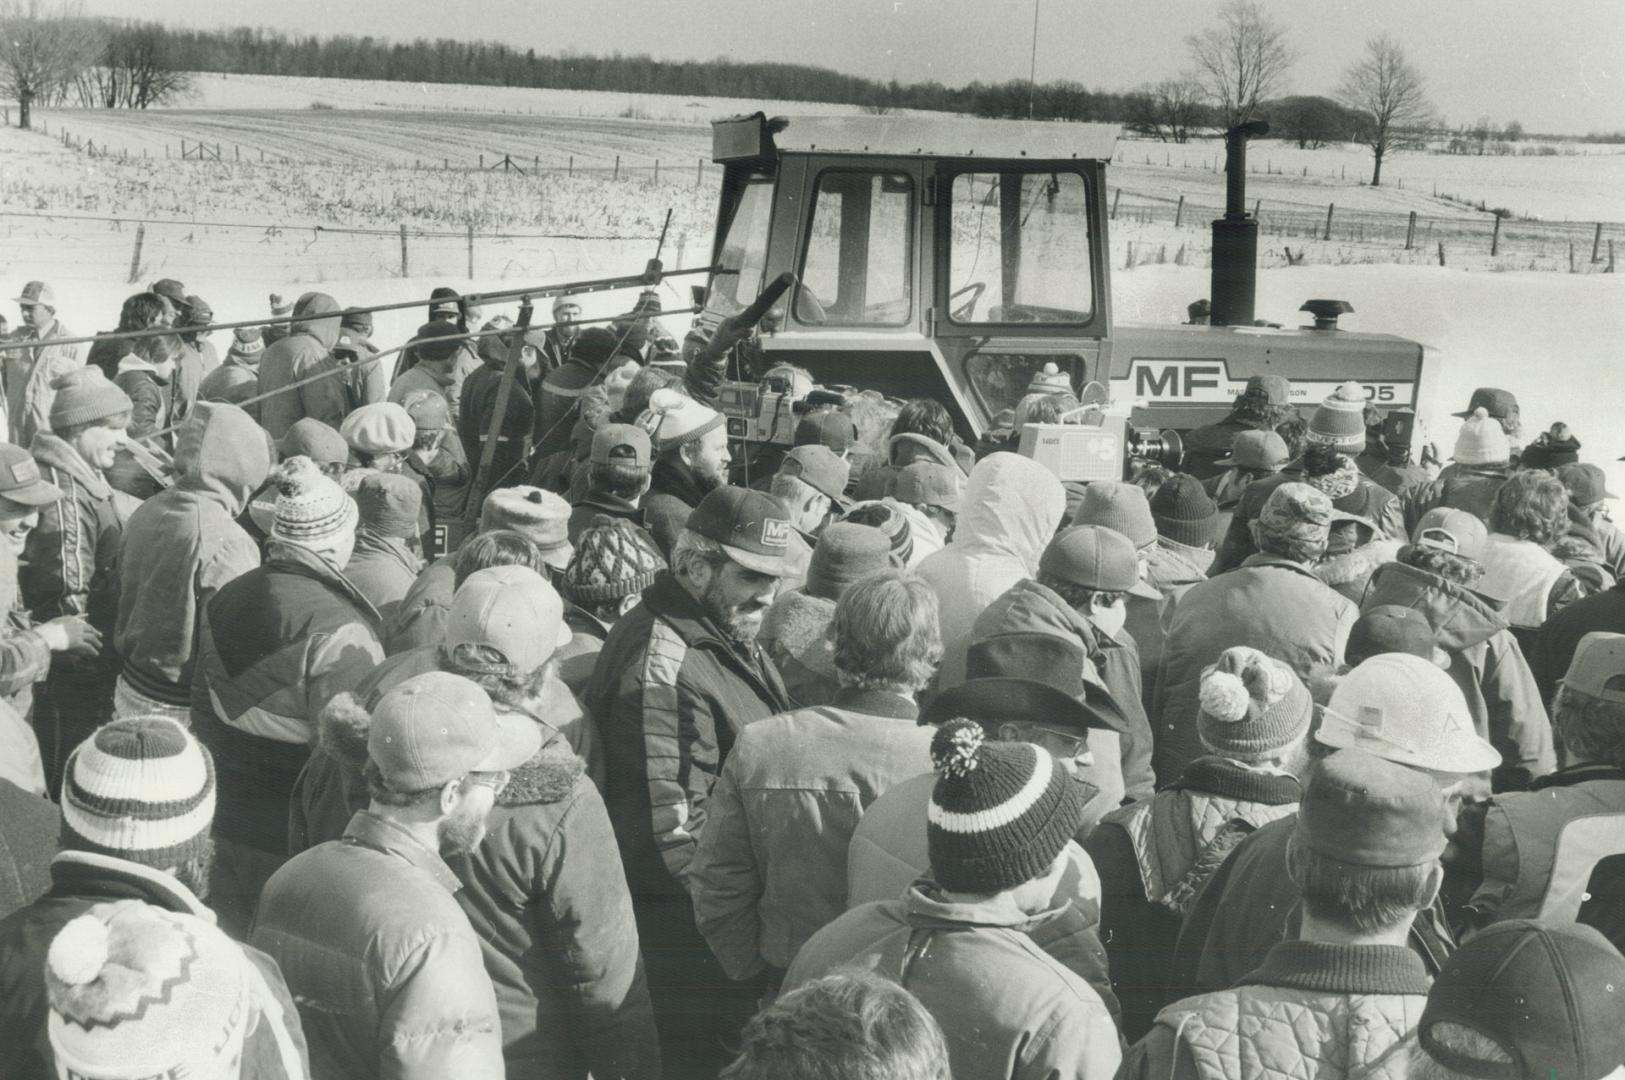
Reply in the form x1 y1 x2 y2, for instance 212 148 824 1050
1121 941 1430 1080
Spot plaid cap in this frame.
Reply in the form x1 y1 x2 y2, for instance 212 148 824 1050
1256 481 1333 542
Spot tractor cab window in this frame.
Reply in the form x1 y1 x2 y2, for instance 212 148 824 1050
796 171 914 326
946 170 1092 325
708 175 774 317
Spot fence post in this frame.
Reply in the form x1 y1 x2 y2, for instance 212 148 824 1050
216 143 221 160
653 159 660 183
1253 198 1261 219
235 144 240 161
614 155 620 181
1437 241 1446 267
1490 213 1502 256
1110 188 1121 220
568 155 573 177
479 153 484 170
400 224 409 278
126 223 145 285
1570 240 1576 273
1593 222 1604 264
697 157 703 187
1124 241 1134 269
466 223 474 280
1323 203 1334 241
1174 195 1184 229
533 155 538 171
1405 211 1417 250
1610 240 1616 273
260 148 265 162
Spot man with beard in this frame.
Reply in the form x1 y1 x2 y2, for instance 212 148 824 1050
252 671 539 1080
0 717 300 1080
640 386 732 557
586 485 794 1079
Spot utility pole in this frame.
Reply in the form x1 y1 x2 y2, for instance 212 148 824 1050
1027 0 1042 119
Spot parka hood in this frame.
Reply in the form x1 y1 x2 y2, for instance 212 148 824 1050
289 292 342 351
174 401 273 516
1364 559 1509 653
952 453 1066 573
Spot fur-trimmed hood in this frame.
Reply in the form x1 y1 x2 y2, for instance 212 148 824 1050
761 589 836 661
1314 537 1402 589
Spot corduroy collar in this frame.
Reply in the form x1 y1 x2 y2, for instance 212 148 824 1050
1531 762 1625 790
48 851 213 919
341 810 461 894
1241 940 1431 996
832 685 919 720
1173 756 1303 805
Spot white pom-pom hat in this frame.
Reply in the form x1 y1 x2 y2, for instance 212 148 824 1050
1196 646 1313 760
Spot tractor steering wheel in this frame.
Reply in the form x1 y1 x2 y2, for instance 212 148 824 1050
948 281 986 322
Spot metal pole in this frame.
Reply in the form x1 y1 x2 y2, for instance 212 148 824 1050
126 224 145 285
1593 222 1604 264
473 297 534 507
400 223 408 278
1323 203 1334 241
1491 213 1501 256
1405 211 1417 250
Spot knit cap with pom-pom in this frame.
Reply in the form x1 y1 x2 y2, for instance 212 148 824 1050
1453 407 1512 467
1027 362 1074 396
1196 645 1313 760
1519 422 1582 471
48 366 133 433
637 386 723 453
271 454 357 549
925 717 1085 894
1305 380 1369 453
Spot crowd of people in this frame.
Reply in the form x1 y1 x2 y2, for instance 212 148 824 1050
0 273 1623 1080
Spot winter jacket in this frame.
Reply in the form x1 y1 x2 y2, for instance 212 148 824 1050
567 490 644 546
786 884 1123 1080
689 688 932 980
1083 757 1301 1041
1132 538 1214 713
460 360 534 502
115 403 267 708
972 577 1151 813
758 589 839 708
1532 582 1625 706
388 361 462 421
252 810 504 1080
642 457 710 558
343 527 421 628
22 433 129 641
385 552 455 655
1154 555 1356 784
0 778 57 920
113 357 176 447
1357 441 1431 496
0 540 55 719
1478 532 1577 632
257 292 354 440
557 603 608 696
585 571 791 898
1314 530 1402 606
1400 463 1510 533
1168 815 1456 999
192 544 383 856
918 453 1067 687
403 429 472 556
1 851 309 1080
1212 470 1405 575
1448 764 1625 934
2 318 80 449
197 354 261 419
1179 413 1276 482
1363 561 1555 788
1121 941 1429 1080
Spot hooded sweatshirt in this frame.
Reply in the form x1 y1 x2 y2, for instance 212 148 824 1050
917 453 1067 687
257 292 362 440
115 403 271 706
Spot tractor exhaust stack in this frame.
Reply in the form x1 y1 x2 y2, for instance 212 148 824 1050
1210 120 1269 327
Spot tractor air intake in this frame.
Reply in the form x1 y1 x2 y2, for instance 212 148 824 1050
1210 120 1269 327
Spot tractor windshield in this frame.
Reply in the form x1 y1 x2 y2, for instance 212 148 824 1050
708 175 775 317
794 170 915 327
946 170 1093 325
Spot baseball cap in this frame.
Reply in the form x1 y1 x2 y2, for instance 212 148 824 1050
1413 507 1489 561
1419 920 1625 1080
1562 632 1625 703
1453 387 1518 419
1241 374 1291 407
1317 652 1501 774
12 280 56 308
923 631 1128 734
895 461 963 513
148 279 187 308
0 443 63 506
367 671 541 791
590 423 652 469
446 565 571 677
1039 525 1160 599
1297 748 1449 868
777 444 850 507
794 408 859 454
1216 429 1291 470
1558 463 1618 507
685 486 795 576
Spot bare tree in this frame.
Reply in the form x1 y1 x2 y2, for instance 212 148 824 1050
1131 77 1207 143
0 0 100 129
1186 0 1296 130
1338 34 1434 186
74 21 192 109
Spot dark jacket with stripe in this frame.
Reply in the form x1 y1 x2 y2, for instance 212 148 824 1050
584 571 790 898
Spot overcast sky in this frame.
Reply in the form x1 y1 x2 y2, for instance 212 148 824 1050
83 0 1624 135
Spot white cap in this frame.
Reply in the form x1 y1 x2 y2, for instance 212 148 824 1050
1317 653 1501 775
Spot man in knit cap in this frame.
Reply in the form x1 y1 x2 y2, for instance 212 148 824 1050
1362 506 1554 791
1212 381 1405 573
568 421 652 544
692 570 942 987
1401 406 1514 532
1156 482 1358 783
1124 748 1447 1080
556 515 668 693
114 401 271 726
5 280 81 448
0 716 261 1078
586 484 793 1077
1171 654 1500 996
344 472 425 626
1086 646 1311 1040
254 672 537 1080
256 291 350 441
1180 373 1297 481
973 524 1160 809
843 499 920 567
198 325 266 418
528 293 582 373
42 900 308 1080
191 455 382 937
23 367 134 795
787 718 1123 1080
760 521 896 707
639 386 731 556
1139 474 1222 709
400 387 471 557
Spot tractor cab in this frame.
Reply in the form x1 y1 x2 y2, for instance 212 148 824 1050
699 112 1437 447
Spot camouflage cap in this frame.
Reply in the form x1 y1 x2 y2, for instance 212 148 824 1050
1257 481 1333 543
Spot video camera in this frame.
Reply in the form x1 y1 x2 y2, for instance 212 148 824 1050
1018 398 1183 483
719 371 851 445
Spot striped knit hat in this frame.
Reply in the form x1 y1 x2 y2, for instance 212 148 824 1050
926 718 1085 894
271 455 357 551
1306 381 1370 452
61 717 215 869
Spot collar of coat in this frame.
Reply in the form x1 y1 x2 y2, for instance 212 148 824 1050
48 850 213 919
1530 762 1625 791
1236 552 1327 581
341 809 460 893
496 744 586 807
644 571 759 660
1171 756 1303 805
1240 939 1431 997
901 879 1075 932
831 685 919 720
30 432 111 499
576 490 643 517
650 456 708 508
266 542 382 624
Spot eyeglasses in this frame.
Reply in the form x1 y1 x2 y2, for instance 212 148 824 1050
1028 726 1091 760
466 770 510 795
